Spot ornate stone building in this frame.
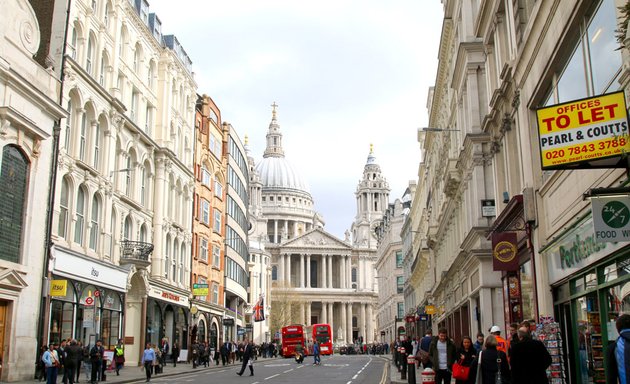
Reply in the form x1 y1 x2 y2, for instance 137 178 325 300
249 105 383 344
0 1 66 380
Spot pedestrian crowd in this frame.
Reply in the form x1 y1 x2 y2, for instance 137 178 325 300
392 322 554 384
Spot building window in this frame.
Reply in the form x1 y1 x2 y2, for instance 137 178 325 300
212 244 220 268
397 302 404 319
93 122 101 170
271 266 277 281
200 199 210 225
140 168 146 206
58 178 69 239
352 267 357 283
211 282 219 304
74 187 86 245
131 90 139 122
213 209 222 233
145 105 153 134
214 176 223 198
86 35 95 75
0 146 28 263
64 101 72 151
202 166 211 187
123 216 132 241
165 236 170 279
125 157 132 196
546 0 622 106
396 276 404 294
79 113 87 162
199 238 208 262
89 195 100 250
395 250 403 268
68 27 77 60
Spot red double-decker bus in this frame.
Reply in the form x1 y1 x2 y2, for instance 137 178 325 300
281 324 307 358
312 323 333 355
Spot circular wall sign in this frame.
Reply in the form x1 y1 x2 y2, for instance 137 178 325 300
602 200 630 228
85 297 94 305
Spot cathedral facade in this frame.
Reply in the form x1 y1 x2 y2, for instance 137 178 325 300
248 105 388 344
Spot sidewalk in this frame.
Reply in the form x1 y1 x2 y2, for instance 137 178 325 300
380 354 422 384
2 357 275 384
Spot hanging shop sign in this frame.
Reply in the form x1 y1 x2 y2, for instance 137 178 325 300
492 232 519 271
425 305 436 315
536 91 630 170
481 199 496 217
222 318 235 326
50 279 68 297
591 195 630 243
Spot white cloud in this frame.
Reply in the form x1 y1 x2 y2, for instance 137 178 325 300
148 0 443 237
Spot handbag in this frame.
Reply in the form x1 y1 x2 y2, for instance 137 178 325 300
416 349 430 365
452 359 470 380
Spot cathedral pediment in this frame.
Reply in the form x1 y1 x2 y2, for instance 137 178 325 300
281 228 352 250
0 269 28 292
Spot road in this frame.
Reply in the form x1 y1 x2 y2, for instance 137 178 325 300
135 355 389 384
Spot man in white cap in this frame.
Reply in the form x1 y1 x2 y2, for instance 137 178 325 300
489 325 510 356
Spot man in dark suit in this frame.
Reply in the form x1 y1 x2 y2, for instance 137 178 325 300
236 339 254 376
510 326 552 384
89 340 104 384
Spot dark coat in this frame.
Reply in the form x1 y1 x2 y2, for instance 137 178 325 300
243 343 254 361
455 346 477 384
64 344 81 368
428 337 457 370
90 345 104 363
510 338 551 384
479 347 510 384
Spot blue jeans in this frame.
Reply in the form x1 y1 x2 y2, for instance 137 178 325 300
46 366 58 384
313 354 320 364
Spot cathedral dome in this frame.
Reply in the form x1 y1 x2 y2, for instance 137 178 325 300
256 156 310 192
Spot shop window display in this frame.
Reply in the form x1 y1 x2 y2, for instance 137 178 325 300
576 293 604 383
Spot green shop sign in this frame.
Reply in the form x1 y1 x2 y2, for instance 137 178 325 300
544 214 625 284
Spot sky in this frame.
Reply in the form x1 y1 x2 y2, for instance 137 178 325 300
148 1 444 238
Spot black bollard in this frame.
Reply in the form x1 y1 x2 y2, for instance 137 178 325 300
400 352 407 380
407 355 416 384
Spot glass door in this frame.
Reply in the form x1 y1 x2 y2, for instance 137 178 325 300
575 292 604 383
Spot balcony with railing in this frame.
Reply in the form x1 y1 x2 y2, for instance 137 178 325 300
120 240 153 268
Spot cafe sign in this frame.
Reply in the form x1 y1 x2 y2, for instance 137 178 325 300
543 214 625 284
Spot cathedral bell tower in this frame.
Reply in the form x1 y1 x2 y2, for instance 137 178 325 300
351 144 390 248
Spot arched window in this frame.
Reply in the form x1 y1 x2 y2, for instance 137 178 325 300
140 224 147 242
89 195 100 250
99 51 109 87
179 243 185 283
141 167 146 206
165 236 171 279
93 121 101 170
147 60 155 89
79 112 87 161
65 101 72 150
86 33 95 75
123 216 132 241
74 187 86 245
125 156 132 196
271 266 277 281
58 178 69 238
172 241 179 282
69 27 77 59
109 208 116 257
0 146 29 263
351 267 357 283
104 2 111 29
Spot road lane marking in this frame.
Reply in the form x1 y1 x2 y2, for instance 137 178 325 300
352 374 358 379
264 363 290 367
283 369 293 373
265 374 280 380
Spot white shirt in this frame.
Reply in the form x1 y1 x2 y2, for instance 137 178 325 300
437 340 447 370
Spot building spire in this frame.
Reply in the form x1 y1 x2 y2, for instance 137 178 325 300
263 102 285 158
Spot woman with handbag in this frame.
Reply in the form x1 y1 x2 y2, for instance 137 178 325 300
475 335 510 384
454 336 476 384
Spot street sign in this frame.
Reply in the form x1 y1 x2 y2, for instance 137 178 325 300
94 290 100 297
592 196 630 243
85 296 94 306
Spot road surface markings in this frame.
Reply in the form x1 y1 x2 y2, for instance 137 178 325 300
264 374 280 380
352 374 358 379
264 363 291 367
283 369 294 373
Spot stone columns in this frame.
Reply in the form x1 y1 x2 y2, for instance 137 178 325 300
361 303 367 341
322 255 328 288
300 302 305 324
283 220 288 241
341 303 347 342
327 255 333 288
347 256 352 288
278 254 285 283
347 303 353 343
306 302 312 326
274 220 278 243
306 254 311 288
322 301 328 324
341 255 346 288
300 254 305 288
366 303 373 343
286 254 292 287
328 302 334 332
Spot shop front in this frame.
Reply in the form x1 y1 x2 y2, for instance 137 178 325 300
146 285 190 353
192 304 222 350
543 213 630 384
50 247 128 349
